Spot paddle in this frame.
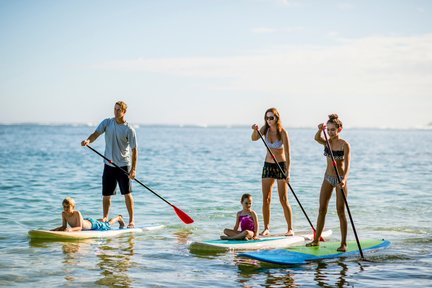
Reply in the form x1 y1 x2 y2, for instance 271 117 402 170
322 125 364 259
85 145 194 224
255 127 324 241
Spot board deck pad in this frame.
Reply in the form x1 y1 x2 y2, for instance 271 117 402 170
28 224 164 240
190 229 332 251
239 239 390 265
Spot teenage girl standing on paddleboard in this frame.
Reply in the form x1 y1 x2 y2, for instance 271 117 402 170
307 114 351 252
251 107 294 236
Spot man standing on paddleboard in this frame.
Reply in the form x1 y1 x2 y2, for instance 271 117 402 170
81 101 138 228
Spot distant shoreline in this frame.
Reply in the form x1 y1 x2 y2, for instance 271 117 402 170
0 122 431 130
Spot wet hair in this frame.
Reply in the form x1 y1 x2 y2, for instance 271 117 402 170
263 107 283 140
62 197 75 208
115 101 128 112
327 114 343 130
241 193 252 203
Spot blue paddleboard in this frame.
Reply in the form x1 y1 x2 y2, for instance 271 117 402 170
239 239 390 265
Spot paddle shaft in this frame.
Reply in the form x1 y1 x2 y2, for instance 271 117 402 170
86 145 174 207
322 127 364 259
256 128 317 232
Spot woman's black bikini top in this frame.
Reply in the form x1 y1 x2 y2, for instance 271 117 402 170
324 146 344 160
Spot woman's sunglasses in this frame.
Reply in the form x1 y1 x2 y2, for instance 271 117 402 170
265 116 275 121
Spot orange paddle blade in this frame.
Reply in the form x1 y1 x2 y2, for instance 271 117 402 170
173 205 194 224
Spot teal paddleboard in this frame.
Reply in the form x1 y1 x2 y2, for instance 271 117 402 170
190 230 333 251
239 239 390 265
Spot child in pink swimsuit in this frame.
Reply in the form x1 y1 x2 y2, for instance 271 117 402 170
220 194 259 240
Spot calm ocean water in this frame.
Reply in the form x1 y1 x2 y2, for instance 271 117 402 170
0 125 431 287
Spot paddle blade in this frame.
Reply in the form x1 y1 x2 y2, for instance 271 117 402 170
313 229 326 242
173 205 194 224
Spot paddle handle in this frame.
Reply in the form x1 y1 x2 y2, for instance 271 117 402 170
86 145 174 206
85 145 194 224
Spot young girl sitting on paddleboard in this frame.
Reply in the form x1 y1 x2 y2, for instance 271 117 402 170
307 114 351 252
51 197 125 232
220 194 259 240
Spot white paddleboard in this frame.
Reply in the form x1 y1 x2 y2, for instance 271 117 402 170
28 224 164 240
190 229 332 251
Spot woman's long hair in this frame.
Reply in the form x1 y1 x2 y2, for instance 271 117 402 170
263 107 283 140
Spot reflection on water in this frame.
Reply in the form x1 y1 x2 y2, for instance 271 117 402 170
28 235 138 287
314 261 351 287
236 257 365 287
258 270 296 287
29 239 94 285
61 241 92 284
62 242 81 255
95 235 136 287
174 229 192 245
188 246 229 258
236 261 297 287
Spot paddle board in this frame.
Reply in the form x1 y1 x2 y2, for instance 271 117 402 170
28 224 164 240
189 229 332 251
239 239 390 265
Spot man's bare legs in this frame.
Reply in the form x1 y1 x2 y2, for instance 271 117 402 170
125 193 134 228
102 195 111 222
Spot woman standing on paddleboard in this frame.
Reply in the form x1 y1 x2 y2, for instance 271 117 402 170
251 107 294 236
307 114 351 252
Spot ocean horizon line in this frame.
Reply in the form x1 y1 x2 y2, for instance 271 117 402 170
0 122 431 130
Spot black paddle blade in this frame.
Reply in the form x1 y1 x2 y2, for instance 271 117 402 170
173 205 194 224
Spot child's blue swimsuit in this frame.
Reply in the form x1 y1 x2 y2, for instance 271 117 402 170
85 217 111 231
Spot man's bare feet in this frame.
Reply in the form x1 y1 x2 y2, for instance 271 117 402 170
260 228 270 236
285 229 294 236
220 235 229 240
102 217 108 222
306 241 320 247
337 244 347 252
127 222 135 228
118 215 125 229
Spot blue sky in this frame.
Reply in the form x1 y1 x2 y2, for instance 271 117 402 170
1 0 431 128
